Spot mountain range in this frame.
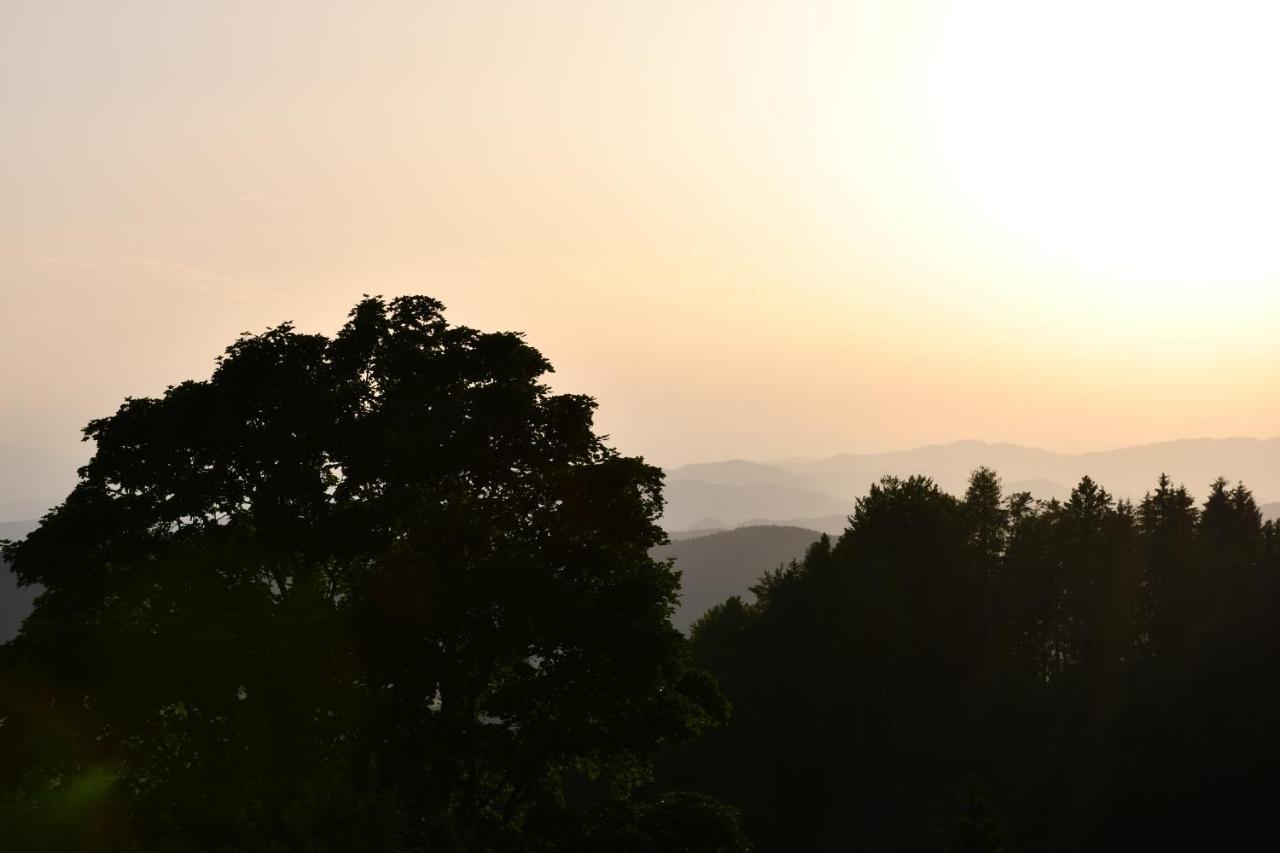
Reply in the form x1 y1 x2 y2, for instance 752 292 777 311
661 437 1280 531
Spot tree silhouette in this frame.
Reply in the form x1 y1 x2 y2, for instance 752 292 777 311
6 295 1280 851
0 296 737 852
962 467 1006 682
667 468 1280 851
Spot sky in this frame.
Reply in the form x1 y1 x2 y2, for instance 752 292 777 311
3 1 1279 515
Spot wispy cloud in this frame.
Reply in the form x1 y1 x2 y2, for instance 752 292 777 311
29 255 274 300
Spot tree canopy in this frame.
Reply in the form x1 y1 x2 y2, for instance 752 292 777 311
669 470 1280 851
0 295 739 852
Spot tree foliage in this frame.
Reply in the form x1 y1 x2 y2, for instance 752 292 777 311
671 469 1280 850
0 296 736 852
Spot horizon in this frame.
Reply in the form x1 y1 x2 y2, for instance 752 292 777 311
755 434 1280 466
5 432 1278 524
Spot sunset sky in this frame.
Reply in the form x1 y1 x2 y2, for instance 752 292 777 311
4 1 1279 513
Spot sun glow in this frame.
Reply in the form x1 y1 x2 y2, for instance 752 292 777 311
921 0 1280 290
3 1 1279 471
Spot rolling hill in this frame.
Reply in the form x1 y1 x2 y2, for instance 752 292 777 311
660 478 852 533
651 525 823 631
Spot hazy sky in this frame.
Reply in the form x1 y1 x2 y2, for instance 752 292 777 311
4 1 1279 512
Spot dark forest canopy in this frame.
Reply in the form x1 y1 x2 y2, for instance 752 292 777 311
0 296 746 852
665 469 1280 851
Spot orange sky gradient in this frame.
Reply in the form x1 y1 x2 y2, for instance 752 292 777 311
3 0 1278 508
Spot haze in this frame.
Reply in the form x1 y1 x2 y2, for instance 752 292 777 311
4 1 1278 516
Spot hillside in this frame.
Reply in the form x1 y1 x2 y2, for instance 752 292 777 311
652 525 822 631
660 478 851 532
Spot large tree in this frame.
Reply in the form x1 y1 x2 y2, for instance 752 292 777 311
0 296 733 852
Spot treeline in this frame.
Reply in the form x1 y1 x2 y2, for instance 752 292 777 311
662 470 1280 851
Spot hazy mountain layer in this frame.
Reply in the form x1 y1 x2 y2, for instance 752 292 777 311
664 438 1280 530
772 437 1280 501
660 479 851 532
651 525 822 631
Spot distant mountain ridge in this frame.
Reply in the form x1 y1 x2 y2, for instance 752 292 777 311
768 437 1280 500
663 437 1280 531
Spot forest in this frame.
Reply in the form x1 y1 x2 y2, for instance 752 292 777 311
666 469 1280 850
3 296 1279 851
